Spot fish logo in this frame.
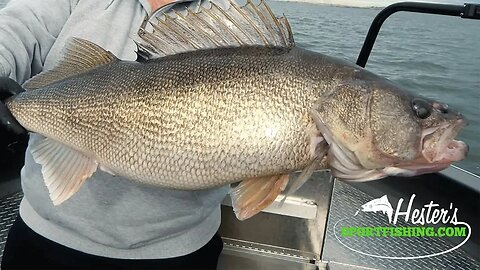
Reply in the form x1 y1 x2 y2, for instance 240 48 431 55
355 195 394 223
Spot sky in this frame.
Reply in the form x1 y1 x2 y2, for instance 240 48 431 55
276 0 479 8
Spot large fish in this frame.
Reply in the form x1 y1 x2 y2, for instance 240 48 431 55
5 0 467 220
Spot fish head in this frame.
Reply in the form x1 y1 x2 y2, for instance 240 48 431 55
311 77 467 181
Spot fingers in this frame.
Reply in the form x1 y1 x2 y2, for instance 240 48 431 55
0 77 25 100
0 102 26 134
0 77 27 134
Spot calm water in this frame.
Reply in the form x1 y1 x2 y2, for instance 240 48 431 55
0 0 478 175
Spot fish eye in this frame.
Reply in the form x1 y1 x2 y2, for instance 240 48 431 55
411 98 432 119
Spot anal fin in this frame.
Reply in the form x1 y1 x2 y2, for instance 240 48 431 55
230 174 289 220
31 137 98 205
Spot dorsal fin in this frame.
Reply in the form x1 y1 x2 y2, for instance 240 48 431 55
24 38 118 90
136 0 294 61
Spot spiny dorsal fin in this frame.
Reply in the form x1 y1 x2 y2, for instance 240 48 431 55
136 0 294 61
24 38 118 90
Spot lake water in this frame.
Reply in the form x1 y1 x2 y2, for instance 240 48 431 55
0 0 478 175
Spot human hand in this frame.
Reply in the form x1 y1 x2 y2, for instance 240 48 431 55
0 77 26 134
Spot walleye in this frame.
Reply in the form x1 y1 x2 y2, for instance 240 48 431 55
5 0 467 220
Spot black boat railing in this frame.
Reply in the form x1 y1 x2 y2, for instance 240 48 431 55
356 2 480 68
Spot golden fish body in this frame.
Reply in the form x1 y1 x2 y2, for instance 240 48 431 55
7 47 340 189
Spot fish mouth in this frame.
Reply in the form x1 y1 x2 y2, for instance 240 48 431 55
311 111 468 181
392 119 468 175
419 119 467 163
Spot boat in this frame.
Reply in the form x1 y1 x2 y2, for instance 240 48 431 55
0 2 479 269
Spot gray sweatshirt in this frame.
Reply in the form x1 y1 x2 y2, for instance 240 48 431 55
0 0 229 259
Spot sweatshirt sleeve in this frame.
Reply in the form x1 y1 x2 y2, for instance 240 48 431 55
0 0 77 83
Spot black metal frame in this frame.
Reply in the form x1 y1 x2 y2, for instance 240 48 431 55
356 2 480 68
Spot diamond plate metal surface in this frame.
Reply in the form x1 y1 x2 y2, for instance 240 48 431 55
323 180 480 270
0 192 22 262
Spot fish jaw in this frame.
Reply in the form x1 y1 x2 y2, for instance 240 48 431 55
385 119 468 176
420 119 468 163
311 112 467 181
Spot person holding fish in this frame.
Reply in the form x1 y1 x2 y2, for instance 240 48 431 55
0 0 230 269
0 0 469 268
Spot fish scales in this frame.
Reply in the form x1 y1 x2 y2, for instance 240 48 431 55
7 46 350 189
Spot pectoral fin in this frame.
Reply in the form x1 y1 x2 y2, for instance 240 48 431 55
279 157 324 207
230 174 289 220
31 137 98 205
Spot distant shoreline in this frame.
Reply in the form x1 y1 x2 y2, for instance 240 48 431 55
271 0 389 9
